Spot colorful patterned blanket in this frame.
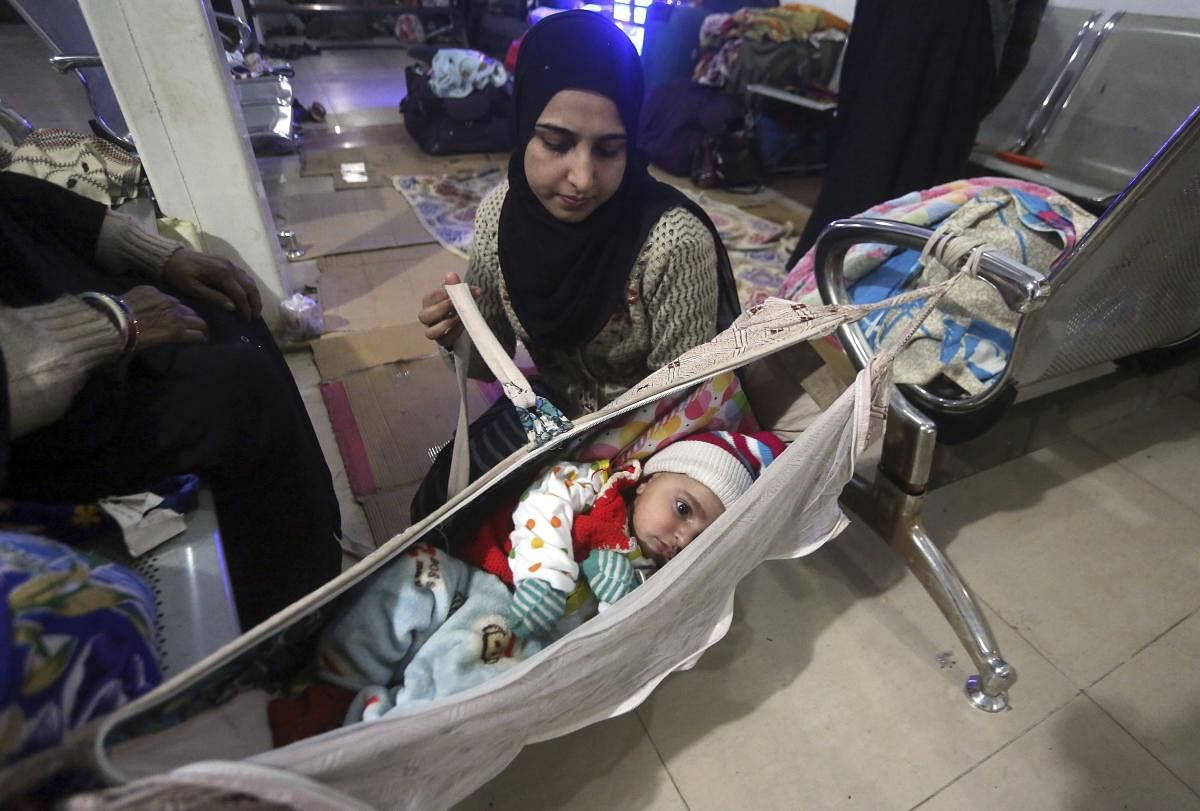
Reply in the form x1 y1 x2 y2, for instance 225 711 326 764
778 178 1096 395
578 370 758 464
0 532 161 765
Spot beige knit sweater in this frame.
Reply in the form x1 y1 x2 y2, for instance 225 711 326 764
465 181 719 417
0 210 182 438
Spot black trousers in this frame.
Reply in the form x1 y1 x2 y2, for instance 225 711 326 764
790 0 997 263
6 287 342 630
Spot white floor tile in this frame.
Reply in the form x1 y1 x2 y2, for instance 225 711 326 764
1074 394 1200 509
454 712 687 811
636 523 1078 811
918 695 1200 810
1090 609 1200 795
319 79 406 122
922 436 1200 687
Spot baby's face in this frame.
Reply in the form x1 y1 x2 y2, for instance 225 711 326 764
631 472 726 564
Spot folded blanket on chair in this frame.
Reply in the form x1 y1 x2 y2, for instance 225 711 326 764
778 178 1096 395
317 545 540 722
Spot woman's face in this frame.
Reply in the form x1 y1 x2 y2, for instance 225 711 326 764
523 89 628 223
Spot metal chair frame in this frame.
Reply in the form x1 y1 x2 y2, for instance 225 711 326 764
974 11 1200 206
9 1 293 153
816 104 1200 712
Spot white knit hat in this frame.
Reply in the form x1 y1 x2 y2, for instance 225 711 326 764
642 430 786 508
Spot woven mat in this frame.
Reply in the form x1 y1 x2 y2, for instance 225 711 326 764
392 170 804 306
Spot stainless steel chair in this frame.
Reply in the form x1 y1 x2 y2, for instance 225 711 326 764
974 6 1103 158
0 98 34 147
974 12 1200 207
816 104 1200 712
8 0 296 154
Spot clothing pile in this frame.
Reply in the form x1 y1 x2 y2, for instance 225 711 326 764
0 128 142 205
401 50 513 155
429 49 509 99
693 5 848 96
641 4 847 183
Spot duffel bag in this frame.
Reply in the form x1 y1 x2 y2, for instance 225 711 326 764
401 64 513 156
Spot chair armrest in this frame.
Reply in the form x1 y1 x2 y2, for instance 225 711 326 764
812 218 1047 432
0 98 33 144
49 54 103 73
813 217 1050 373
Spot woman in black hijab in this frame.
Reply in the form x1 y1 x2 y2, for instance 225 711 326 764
413 10 738 521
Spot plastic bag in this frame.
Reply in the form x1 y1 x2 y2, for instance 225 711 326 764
279 292 324 341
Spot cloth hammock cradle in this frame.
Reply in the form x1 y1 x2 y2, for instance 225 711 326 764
1 266 979 810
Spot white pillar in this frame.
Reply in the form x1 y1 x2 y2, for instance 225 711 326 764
78 0 289 330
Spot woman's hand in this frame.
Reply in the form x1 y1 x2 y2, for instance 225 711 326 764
418 272 480 348
122 285 209 348
161 249 263 322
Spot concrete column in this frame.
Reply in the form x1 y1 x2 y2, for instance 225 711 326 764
78 0 289 330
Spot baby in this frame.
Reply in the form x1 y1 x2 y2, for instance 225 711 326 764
268 430 784 743
462 429 786 638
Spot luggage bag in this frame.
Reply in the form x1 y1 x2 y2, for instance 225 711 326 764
401 65 513 156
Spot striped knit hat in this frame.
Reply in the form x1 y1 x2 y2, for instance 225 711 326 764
642 430 786 508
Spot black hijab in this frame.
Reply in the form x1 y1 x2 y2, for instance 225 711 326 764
498 10 739 347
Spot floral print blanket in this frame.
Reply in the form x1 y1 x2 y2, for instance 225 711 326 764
577 370 758 464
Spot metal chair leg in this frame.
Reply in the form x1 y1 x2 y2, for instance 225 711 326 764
899 517 1016 711
842 394 1017 711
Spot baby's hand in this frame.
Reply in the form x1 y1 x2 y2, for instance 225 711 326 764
508 578 567 639
582 549 634 605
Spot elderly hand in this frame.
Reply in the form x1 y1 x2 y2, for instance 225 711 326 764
418 272 481 348
122 285 209 348
162 249 263 322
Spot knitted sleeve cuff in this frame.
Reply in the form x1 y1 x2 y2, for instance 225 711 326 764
95 208 184 278
0 296 124 438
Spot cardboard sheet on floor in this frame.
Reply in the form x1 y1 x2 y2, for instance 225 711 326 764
360 482 422 547
316 243 467 333
325 151 391 190
312 323 431 380
319 356 491 498
274 187 434 259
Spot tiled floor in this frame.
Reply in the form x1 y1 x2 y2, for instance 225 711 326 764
5 20 1200 810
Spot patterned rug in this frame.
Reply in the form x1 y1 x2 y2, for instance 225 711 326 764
393 171 798 307
393 168 504 260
